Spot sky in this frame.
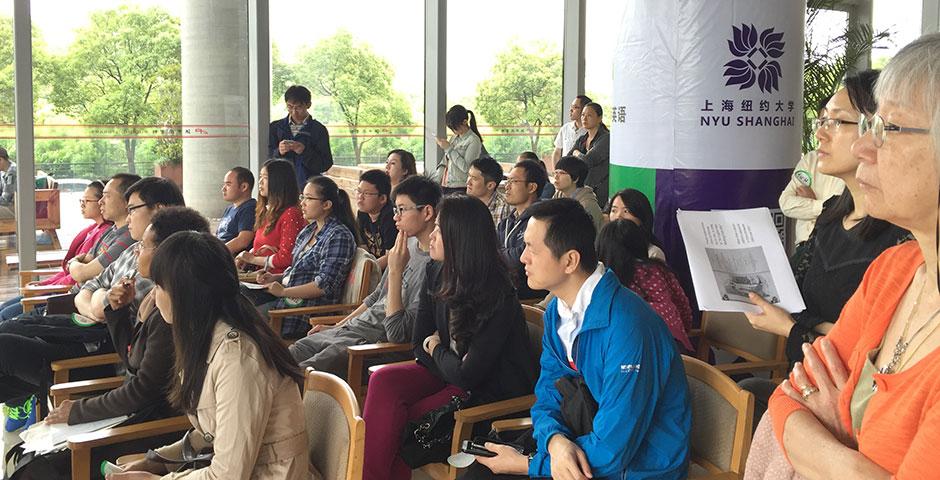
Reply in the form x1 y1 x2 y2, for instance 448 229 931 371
18 0 927 116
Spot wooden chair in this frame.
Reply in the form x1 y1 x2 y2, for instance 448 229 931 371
682 355 754 479
0 188 63 264
48 353 124 405
694 311 788 379
67 416 192 480
268 247 381 337
304 368 365 480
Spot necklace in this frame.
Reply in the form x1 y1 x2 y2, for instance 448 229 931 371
879 275 929 375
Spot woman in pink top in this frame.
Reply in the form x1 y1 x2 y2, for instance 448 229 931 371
235 159 305 275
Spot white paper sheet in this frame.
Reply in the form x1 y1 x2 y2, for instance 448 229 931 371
677 208 805 313
240 281 267 290
19 415 129 455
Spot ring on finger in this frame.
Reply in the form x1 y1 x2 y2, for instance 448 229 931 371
800 385 819 400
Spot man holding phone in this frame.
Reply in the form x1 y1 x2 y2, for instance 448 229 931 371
268 85 334 188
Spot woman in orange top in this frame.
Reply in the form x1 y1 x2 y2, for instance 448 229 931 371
235 159 305 275
766 33 940 478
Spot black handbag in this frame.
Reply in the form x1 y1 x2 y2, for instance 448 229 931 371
144 430 214 473
4 442 69 480
555 375 598 437
399 394 469 468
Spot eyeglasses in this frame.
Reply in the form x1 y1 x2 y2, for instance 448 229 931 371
858 113 931 148
812 117 859 131
552 170 570 178
392 204 427 216
79 197 99 205
133 243 156 254
355 189 381 198
126 203 151 214
298 194 324 202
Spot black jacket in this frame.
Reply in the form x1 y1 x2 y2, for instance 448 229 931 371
412 262 538 405
268 116 334 187
569 125 610 207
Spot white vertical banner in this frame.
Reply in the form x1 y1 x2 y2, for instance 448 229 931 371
611 0 805 171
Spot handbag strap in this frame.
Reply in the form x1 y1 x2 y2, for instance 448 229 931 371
145 430 213 466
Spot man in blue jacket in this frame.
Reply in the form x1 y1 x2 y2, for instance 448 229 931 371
268 85 333 188
475 198 691 479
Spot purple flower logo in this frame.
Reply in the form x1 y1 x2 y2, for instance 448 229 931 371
723 24 785 93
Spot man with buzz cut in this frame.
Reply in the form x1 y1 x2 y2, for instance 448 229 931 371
472 198 691 480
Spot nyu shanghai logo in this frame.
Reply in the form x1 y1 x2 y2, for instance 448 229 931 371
723 24 786 94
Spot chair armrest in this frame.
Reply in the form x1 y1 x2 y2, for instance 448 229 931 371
715 360 788 376
20 294 54 312
491 417 533 433
688 328 703 338
347 342 414 405
308 315 347 326
690 472 741 480
68 415 191 480
51 353 122 384
269 303 359 318
367 359 416 375
50 376 124 405
453 394 536 424
19 268 61 286
20 284 71 297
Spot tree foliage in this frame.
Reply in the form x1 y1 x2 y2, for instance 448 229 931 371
475 42 562 154
46 6 181 173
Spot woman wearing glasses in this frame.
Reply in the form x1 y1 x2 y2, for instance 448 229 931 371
752 35 940 478
235 159 305 275
251 176 359 338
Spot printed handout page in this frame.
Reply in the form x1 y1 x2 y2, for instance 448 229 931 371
677 208 805 314
19 415 129 455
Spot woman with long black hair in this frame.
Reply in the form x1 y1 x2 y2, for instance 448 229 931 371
115 232 308 479
236 159 305 274
608 188 667 261
361 195 537 480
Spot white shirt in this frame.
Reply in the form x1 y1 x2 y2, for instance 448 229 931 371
554 121 587 155
555 263 606 363
778 150 845 243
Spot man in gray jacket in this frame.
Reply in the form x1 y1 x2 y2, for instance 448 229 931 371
289 176 441 378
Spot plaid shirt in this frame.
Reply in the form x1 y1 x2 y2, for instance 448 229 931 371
277 215 356 337
487 190 512 227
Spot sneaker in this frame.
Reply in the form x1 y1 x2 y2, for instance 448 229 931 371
3 395 36 432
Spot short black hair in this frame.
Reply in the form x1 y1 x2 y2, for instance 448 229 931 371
391 175 442 212
575 95 593 107
518 151 539 162
229 166 255 192
150 206 211 244
359 169 392 198
470 156 505 185
513 159 549 198
0 147 8 161
124 177 185 207
527 198 597 275
284 85 312 105
110 173 143 197
87 180 105 198
555 156 589 188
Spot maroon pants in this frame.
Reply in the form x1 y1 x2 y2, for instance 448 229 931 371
362 362 466 480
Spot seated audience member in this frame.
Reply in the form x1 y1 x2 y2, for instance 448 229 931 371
362 195 537 480
0 178 183 429
65 173 142 286
597 219 693 351
466 155 510 226
568 102 610 206
749 35 940 479
386 149 417 188
249 176 358 338
0 147 15 219
609 188 667 261
217 166 257 254
357 169 396 268
497 159 549 300
433 104 485 195
115 231 308 479
778 94 845 245
269 84 333 188
289 176 441 377
0 180 111 322
18 208 211 476
236 159 305 275
741 70 909 421
473 198 691 479
551 95 591 170
517 151 555 200
551 155 604 231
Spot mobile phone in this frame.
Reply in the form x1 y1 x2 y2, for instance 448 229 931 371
460 440 497 457
100 460 122 475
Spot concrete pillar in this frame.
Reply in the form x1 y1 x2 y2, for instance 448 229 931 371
181 1 249 216
424 0 446 175
562 0 586 124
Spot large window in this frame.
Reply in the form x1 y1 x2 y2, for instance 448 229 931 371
447 0 564 163
584 0 627 117
872 0 923 67
270 0 424 167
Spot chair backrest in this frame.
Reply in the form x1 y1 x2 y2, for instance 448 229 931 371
304 368 365 480
701 311 782 361
340 248 381 305
681 355 754 476
521 304 545 366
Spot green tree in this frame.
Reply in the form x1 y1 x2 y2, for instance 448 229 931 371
0 16 50 124
475 42 562 153
291 31 412 165
47 6 180 174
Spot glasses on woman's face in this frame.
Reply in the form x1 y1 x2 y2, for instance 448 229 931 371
812 117 859 132
133 242 156 255
858 113 931 148
298 194 324 203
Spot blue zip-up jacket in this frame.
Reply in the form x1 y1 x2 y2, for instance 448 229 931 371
528 270 691 479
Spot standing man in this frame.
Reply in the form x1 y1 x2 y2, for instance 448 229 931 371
0 147 16 219
474 198 691 479
356 169 397 269
466 156 510 226
217 166 257 254
497 159 548 301
269 85 333 188
550 95 591 171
